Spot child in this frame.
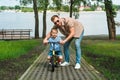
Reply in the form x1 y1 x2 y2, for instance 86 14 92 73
44 28 62 64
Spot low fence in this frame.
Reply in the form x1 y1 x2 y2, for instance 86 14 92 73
0 29 32 40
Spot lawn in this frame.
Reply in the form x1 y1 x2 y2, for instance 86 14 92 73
0 39 45 80
81 35 120 80
0 39 40 60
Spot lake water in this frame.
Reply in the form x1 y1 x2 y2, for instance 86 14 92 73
0 11 120 37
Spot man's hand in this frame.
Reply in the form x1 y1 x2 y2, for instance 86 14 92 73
60 40 67 45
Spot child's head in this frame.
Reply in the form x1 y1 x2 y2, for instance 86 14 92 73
50 28 58 38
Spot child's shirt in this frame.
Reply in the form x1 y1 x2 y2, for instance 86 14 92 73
48 36 61 51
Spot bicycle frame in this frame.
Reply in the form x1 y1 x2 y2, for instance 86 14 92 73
49 42 59 72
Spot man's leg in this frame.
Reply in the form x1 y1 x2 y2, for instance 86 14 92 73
61 38 73 66
63 42 70 62
74 31 84 69
64 38 73 62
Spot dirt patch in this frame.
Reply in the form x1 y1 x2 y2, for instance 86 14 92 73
0 45 45 80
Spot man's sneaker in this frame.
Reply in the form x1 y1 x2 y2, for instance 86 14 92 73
75 63 81 69
48 62 51 65
59 62 61 65
60 62 70 66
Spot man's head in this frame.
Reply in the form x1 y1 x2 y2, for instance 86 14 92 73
50 28 58 38
51 15 62 26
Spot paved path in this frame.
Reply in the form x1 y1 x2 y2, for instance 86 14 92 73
19 46 106 80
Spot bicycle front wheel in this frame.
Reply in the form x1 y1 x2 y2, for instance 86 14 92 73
51 56 55 72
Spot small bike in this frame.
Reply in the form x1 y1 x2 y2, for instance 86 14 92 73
48 42 60 72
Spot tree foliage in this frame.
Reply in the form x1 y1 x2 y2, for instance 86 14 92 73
37 0 49 9
69 0 87 18
20 0 32 6
53 0 62 10
104 0 116 17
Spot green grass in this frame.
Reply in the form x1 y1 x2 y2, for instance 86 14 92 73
0 39 40 60
81 39 120 80
82 40 120 57
0 39 45 80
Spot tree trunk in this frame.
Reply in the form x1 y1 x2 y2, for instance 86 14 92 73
104 0 116 40
70 0 74 17
33 0 39 39
42 0 48 38
42 10 47 38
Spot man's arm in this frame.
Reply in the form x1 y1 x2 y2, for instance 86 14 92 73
61 27 75 44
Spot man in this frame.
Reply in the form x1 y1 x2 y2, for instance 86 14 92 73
43 15 84 69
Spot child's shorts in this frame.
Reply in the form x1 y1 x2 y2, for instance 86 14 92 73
48 50 62 57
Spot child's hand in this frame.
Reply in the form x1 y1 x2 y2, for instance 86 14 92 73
43 39 48 45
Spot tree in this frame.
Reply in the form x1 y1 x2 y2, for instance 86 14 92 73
38 0 62 38
69 0 74 17
42 0 49 38
33 0 39 38
38 0 49 38
92 0 116 40
69 0 87 18
0 6 7 10
70 0 86 19
104 0 116 40
15 5 21 10
20 0 39 39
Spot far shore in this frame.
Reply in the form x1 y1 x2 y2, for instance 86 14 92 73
0 10 120 13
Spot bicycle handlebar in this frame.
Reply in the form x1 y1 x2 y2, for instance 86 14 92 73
48 41 60 44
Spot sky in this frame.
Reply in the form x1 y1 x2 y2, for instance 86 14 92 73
0 0 120 7
0 0 20 6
